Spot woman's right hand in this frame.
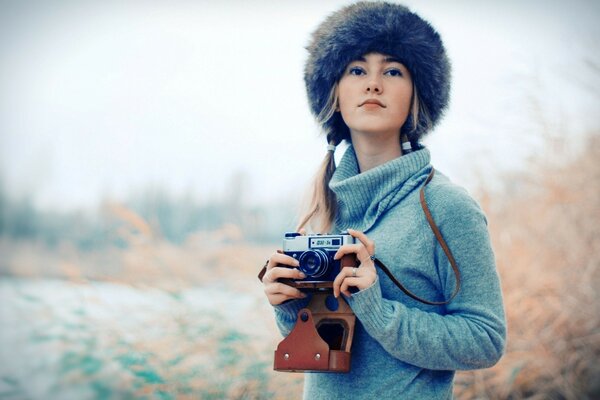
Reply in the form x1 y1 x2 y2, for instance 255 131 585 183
262 251 307 306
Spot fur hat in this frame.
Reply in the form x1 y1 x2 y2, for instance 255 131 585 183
304 1 451 145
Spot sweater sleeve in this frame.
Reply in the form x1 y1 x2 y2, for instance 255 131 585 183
347 188 506 371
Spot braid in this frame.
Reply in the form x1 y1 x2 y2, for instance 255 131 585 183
297 136 339 233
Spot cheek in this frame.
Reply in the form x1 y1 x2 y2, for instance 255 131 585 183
337 89 356 118
392 87 413 117
336 84 351 108
397 97 413 117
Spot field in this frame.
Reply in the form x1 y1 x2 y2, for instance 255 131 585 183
1 135 599 399
0 241 305 400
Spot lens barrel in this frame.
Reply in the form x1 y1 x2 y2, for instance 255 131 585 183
298 250 329 278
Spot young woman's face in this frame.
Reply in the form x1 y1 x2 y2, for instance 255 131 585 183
336 52 413 137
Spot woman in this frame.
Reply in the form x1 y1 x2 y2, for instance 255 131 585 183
261 2 506 398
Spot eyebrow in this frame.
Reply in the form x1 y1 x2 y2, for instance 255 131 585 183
350 56 404 64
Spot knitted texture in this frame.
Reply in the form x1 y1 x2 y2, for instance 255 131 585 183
274 147 506 399
304 1 451 144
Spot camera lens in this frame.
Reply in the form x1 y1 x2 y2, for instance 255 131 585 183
299 250 329 278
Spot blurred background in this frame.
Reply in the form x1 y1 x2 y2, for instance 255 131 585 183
0 0 598 399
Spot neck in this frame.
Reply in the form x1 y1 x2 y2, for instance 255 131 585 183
350 130 402 172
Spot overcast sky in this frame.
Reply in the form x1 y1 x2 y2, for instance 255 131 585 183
0 0 598 211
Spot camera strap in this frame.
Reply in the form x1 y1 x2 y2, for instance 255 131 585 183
257 167 461 306
374 167 460 306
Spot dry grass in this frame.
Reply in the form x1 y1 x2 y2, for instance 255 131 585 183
455 133 600 399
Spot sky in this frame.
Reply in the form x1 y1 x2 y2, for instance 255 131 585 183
0 0 598 211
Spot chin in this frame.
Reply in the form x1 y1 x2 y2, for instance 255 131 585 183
345 115 407 135
348 123 403 136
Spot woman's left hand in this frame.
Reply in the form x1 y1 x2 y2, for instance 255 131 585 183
332 229 378 298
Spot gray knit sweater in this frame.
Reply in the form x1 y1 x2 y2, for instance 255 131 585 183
274 146 506 399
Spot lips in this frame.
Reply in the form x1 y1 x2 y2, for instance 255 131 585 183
359 99 386 108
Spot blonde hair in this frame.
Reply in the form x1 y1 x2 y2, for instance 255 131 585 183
297 81 423 233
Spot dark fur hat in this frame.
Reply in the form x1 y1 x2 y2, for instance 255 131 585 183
304 1 451 145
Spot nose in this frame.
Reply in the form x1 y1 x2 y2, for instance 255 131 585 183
365 77 382 94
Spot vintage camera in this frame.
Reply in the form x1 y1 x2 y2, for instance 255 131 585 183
272 232 358 373
282 232 356 292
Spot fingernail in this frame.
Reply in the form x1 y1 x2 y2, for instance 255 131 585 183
294 260 300 266
298 272 306 278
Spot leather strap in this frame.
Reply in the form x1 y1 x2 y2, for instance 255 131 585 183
257 167 461 306
417 167 461 304
374 167 460 306
258 260 268 282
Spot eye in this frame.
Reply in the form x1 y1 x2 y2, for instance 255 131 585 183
384 68 403 77
348 66 366 76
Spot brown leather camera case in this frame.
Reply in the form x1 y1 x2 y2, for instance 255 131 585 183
274 293 356 373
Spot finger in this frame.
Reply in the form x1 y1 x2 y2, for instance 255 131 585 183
333 243 365 260
268 292 305 306
333 266 355 298
264 282 306 299
298 228 307 236
264 266 306 283
267 252 300 270
340 277 361 297
347 229 375 255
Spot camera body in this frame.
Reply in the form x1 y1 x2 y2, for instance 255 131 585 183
282 232 356 291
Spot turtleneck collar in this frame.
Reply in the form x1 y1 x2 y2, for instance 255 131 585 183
329 145 431 232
